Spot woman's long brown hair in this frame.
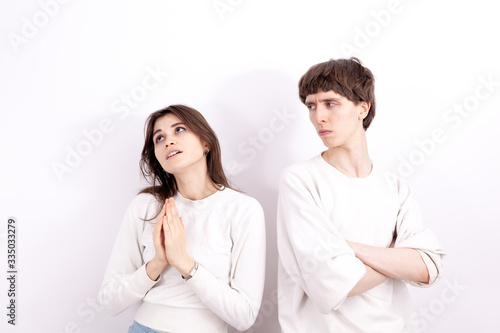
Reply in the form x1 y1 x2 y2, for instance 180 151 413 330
139 104 234 217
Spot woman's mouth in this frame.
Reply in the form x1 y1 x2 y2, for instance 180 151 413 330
167 150 182 159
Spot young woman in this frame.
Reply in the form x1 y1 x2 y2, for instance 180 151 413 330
98 105 266 333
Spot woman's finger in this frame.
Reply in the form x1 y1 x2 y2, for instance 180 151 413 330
154 204 165 238
169 197 179 221
165 200 175 233
169 197 184 231
154 217 161 237
162 214 170 234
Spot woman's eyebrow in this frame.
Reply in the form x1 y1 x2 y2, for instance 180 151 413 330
153 122 186 137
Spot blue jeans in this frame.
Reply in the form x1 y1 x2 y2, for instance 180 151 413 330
128 321 162 333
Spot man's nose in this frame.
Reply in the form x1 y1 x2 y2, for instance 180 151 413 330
315 106 327 123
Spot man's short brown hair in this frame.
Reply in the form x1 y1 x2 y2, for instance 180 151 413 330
298 57 376 130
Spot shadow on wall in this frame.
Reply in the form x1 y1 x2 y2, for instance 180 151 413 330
204 69 309 333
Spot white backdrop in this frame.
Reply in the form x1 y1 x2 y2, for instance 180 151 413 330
1 0 499 332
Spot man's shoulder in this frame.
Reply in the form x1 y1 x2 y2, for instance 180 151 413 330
281 155 322 176
279 155 324 188
371 164 413 200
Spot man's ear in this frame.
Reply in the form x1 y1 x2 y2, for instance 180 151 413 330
358 101 370 120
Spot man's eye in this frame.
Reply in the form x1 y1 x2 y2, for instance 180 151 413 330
307 105 316 111
327 102 336 107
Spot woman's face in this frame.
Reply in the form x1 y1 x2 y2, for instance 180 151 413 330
152 114 208 176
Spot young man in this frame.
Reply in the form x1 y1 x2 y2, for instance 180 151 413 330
277 58 445 332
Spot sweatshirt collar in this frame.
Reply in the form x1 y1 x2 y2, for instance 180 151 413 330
173 186 225 211
316 154 376 183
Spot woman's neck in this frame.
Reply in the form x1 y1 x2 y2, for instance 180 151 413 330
174 172 219 201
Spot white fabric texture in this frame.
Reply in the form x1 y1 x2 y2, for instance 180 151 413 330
277 154 445 333
98 188 266 333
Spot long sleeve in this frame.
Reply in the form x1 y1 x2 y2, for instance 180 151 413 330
186 198 266 331
277 167 366 314
278 156 445 332
394 178 446 287
98 194 159 315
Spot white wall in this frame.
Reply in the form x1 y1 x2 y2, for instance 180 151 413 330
1 0 499 332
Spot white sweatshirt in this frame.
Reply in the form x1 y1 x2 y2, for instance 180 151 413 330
98 188 266 333
277 155 445 333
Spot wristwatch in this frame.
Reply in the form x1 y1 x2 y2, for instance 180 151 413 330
182 261 199 281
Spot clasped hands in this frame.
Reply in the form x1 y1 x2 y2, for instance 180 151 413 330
146 197 195 281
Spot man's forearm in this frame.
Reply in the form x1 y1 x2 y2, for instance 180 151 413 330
348 241 429 284
348 265 388 297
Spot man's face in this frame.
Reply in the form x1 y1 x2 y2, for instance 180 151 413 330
305 89 369 149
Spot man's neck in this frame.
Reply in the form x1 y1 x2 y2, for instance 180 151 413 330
322 136 372 178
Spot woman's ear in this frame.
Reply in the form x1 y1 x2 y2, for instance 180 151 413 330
203 143 210 156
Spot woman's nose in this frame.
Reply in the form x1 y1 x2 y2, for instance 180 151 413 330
165 138 175 147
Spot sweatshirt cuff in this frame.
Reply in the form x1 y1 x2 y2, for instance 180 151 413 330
410 250 438 287
128 263 161 296
420 250 438 284
184 264 216 301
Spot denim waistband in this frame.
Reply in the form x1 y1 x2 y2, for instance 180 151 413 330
128 321 163 333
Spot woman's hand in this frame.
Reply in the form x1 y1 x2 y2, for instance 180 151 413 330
146 203 169 281
163 197 195 278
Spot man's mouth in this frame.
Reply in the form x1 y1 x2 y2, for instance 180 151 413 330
319 129 332 136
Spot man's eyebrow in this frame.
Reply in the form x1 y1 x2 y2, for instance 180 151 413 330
305 97 341 104
319 97 341 102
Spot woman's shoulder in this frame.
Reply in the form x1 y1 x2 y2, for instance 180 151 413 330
126 193 162 220
130 192 159 206
217 188 265 229
219 187 262 211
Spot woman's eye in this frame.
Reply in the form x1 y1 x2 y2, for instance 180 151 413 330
154 135 164 144
175 127 186 134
